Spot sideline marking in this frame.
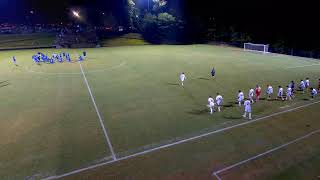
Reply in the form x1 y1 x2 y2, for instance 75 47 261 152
42 100 320 180
79 61 116 160
212 128 320 179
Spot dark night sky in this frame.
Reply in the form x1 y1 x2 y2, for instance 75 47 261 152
0 0 318 49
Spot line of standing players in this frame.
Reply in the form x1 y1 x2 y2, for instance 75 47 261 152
179 68 319 120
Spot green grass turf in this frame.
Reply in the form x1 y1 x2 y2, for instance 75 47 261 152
62 102 320 180
100 33 150 47
0 45 319 179
221 132 320 180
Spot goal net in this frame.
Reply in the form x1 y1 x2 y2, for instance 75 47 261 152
244 43 269 53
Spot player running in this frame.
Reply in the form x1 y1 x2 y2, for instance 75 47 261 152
208 96 215 114
215 93 223 112
299 80 306 93
243 98 252 120
266 85 273 100
180 72 186 86
311 88 318 99
12 56 17 65
255 85 262 102
238 90 244 107
248 88 254 103
277 86 284 101
211 67 216 79
289 80 295 93
286 86 293 100
305 78 310 89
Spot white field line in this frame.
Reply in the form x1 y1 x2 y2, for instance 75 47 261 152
78 61 116 160
286 63 320 69
42 100 320 180
212 128 320 180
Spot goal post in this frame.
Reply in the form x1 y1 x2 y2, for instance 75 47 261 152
244 43 269 53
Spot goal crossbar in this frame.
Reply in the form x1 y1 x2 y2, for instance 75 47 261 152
244 43 269 53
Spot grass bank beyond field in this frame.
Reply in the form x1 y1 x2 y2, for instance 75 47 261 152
0 45 319 179
0 33 55 49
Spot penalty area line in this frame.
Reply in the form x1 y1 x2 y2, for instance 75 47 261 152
78 61 116 160
42 100 320 180
211 128 320 179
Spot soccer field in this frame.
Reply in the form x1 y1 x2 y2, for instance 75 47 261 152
0 45 320 180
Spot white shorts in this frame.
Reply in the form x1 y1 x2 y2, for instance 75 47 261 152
245 107 251 113
216 101 222 106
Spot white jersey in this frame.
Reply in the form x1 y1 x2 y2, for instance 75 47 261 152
180 74 186 81
278 88 284 97
305 80 310 87
286 87 292 96
249 89 254 98
267 86 273 94
208 97 215 107
216 95 223 105
300 81 305 89
244 100 251 112
238 92 244 102
312 89 318 96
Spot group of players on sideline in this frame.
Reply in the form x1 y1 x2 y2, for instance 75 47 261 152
12 51 87 65
180 69 319 120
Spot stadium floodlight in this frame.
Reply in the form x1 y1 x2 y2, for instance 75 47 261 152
72 11 80 18
244 43 269 53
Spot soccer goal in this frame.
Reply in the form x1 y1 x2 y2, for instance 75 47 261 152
244 43 269 53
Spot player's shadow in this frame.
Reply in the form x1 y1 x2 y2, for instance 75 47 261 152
302 98 311 101
222 104 234 108
188 108 208 115
0 80 9 84
223 115 242 119
228 101 239 105
0 81 10 88
198 77 210 80
167 83 180 86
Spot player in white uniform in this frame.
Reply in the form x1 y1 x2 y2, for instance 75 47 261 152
179 73 186 86
215 93 223 112
237 90 244 107
311 88 318 99
286 86 293 100
266 85 273 100
207 96 215 114
243 98 252 120
300 80 306 93
277 86 284 100
305 78 310 89
248 88 255 103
